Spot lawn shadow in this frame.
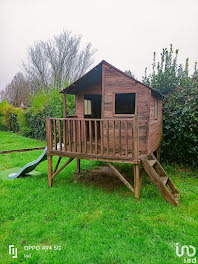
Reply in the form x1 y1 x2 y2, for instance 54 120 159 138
72 165 135 192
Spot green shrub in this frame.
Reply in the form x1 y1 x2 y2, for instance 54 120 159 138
143 45 198 166
0 101 21 132
0 89 75 140
25 106 49 140
25 88 75 140
30 89 50 114
161 84 198 166
17 111 31 136
0 106 7 131
0 118 7 131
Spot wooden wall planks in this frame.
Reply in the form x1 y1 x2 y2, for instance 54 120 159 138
71 63 163 156
148 95 163 153
103 63 150 154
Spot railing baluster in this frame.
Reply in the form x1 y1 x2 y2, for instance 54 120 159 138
51 120 53 151
131 120 133 158
95 120 97 155
68 120 71 151
65 120 68 148
58 120 62 151
113 120 115 156
100 120 103 155
125 121 128 157
119 120 121 156
53 119 57 150
84 120 87 153
79 120 82 153
66 120 68 151
107 120 109 155
89 120 92 153
73 120 76 152
63 119 66 151
133 117 139 160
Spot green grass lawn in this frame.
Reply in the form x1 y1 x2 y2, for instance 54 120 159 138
0 131 46 151
0 131 198 264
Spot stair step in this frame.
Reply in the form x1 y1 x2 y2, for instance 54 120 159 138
148 160 157 167
142 156 180 206
173 193 180 200
160 176 169 185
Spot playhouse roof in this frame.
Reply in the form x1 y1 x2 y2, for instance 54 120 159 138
60 60 163 99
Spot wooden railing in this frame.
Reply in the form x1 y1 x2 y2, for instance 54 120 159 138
46 117 139 161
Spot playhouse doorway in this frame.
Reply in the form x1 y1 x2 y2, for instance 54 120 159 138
84 94 102 119
84 94 102 141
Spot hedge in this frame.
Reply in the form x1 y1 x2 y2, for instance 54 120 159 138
0 89 75 140
0 101 21 132
161 84 198 166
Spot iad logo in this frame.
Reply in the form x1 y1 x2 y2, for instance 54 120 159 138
9 245 17 258
176 243 196 263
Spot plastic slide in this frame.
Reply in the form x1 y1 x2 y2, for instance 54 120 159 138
8 147 48 179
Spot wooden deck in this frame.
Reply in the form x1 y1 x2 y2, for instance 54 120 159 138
46 117 179 205
46 117 139 164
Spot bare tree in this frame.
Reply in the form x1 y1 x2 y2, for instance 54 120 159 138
23 43 49 92
23 30 95 91
0 73 30 107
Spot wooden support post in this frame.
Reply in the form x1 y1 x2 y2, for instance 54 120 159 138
63 93 67 118
133 164 141 200
77 159 80 174
48 155 53 187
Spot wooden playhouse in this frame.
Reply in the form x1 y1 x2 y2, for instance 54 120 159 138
46 60 179 205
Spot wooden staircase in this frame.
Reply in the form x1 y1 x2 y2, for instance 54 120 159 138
142 154 180 206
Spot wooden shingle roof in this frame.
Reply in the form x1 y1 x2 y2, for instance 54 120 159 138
60 60 163 99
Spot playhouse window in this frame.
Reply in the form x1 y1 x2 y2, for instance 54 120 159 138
154 98 158 119
84 99 92 115
115 93 136 115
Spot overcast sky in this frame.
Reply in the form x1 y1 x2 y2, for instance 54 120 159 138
0 0 198 91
